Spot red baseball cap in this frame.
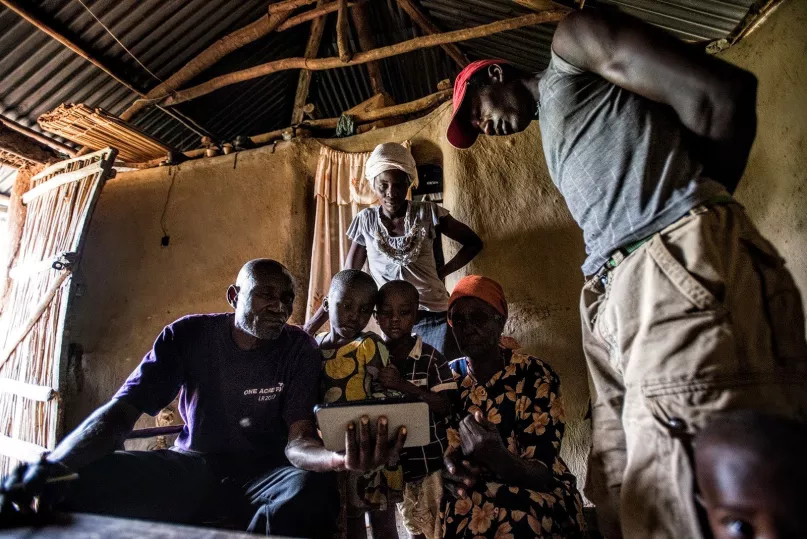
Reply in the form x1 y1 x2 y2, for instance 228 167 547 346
446 59 510 149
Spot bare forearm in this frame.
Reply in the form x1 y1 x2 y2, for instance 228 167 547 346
440 243 482 279
304 305 328 335
437 217 483 279
285 438 343 472
48 400 139 471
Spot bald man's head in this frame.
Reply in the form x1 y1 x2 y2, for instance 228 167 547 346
228 259 295 341
236 259 295 290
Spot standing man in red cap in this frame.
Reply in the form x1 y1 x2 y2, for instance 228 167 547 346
446 8 807 539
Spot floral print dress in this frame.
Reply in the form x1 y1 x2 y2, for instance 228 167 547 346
442 351 585 538
318 332 404 511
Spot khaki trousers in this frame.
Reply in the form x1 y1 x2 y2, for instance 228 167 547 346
581 202 807 539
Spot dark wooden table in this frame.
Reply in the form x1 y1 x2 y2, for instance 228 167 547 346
0 512 282 538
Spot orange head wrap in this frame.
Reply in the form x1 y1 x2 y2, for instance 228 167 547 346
448 275 508 318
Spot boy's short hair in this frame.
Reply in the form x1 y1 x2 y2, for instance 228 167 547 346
377 280 420 309
695 409 807 462
328 269 377 298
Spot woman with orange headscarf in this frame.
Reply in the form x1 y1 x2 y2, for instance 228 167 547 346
441 275 584 538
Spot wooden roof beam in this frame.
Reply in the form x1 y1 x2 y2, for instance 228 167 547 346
291 0 328 125
160 10 570 107
120 9 295 122
276 0 369 32
269 0 320 14
512 0 558 11
351 3 386 94
396 0 469 68
123 0 371 122
336 0 353 62
300 90 439 130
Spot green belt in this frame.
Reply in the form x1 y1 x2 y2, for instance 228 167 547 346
605 195 736 269
606 237 650 268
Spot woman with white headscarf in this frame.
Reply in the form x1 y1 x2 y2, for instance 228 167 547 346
304 142 483 359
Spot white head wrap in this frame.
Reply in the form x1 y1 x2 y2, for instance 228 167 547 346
364 142 419 189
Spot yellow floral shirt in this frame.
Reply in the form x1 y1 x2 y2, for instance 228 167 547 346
319 332 390 404
317 332 403 511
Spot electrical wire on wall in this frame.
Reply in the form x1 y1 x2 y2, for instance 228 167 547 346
160 166 178 246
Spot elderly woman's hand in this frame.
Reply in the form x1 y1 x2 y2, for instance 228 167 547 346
443 448 482 499
459 410 506 461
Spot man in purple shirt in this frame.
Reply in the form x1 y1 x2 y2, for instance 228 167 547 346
3 259 406 536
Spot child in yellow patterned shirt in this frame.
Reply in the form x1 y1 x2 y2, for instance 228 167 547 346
317 269 403 539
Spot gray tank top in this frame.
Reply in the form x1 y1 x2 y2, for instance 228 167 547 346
538 51 727 275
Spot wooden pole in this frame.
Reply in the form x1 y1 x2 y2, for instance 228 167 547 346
252 89 450 142
276 0 367 31
131 90 451 168
351 3 385 94
513 0 557 11
0 434 47 462
336 0 353 62
162 10 568 106
291 0 328 125
120 10 293 122
0 270 70 372
269 0 319 14
0 124 61 165
0 0 144 96
302 88 451 129
396 0 469 68
0 378 56 402
0 115 75 157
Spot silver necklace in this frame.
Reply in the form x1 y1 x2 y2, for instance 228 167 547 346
374 203 426 266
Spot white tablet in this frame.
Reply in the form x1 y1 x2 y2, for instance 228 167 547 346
314 399 431 452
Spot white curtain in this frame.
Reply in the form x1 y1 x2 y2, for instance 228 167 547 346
305 145 375 322
305 142 410 326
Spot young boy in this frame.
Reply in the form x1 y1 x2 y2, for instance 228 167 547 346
318 269 402 539
375 280 458 539
694 410 807 539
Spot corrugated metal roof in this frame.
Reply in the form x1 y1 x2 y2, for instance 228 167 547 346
0 0 296 151
0 0 757 189
591 0 755 40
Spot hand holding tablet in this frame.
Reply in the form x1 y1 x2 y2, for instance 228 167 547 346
315 399 431 461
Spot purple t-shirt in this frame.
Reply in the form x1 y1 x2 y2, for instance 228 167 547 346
115 313 321 459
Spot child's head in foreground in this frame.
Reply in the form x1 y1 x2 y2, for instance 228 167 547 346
376 280 419 343
694 410 807 539
324 269 377 341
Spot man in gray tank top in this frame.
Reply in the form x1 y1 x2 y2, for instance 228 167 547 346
447 9 807 539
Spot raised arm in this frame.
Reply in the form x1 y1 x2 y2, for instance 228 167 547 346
553 9 757 192
436 215 483 280
304 241 368 335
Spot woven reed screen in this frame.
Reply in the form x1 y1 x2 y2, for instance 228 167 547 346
0 148 116 475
